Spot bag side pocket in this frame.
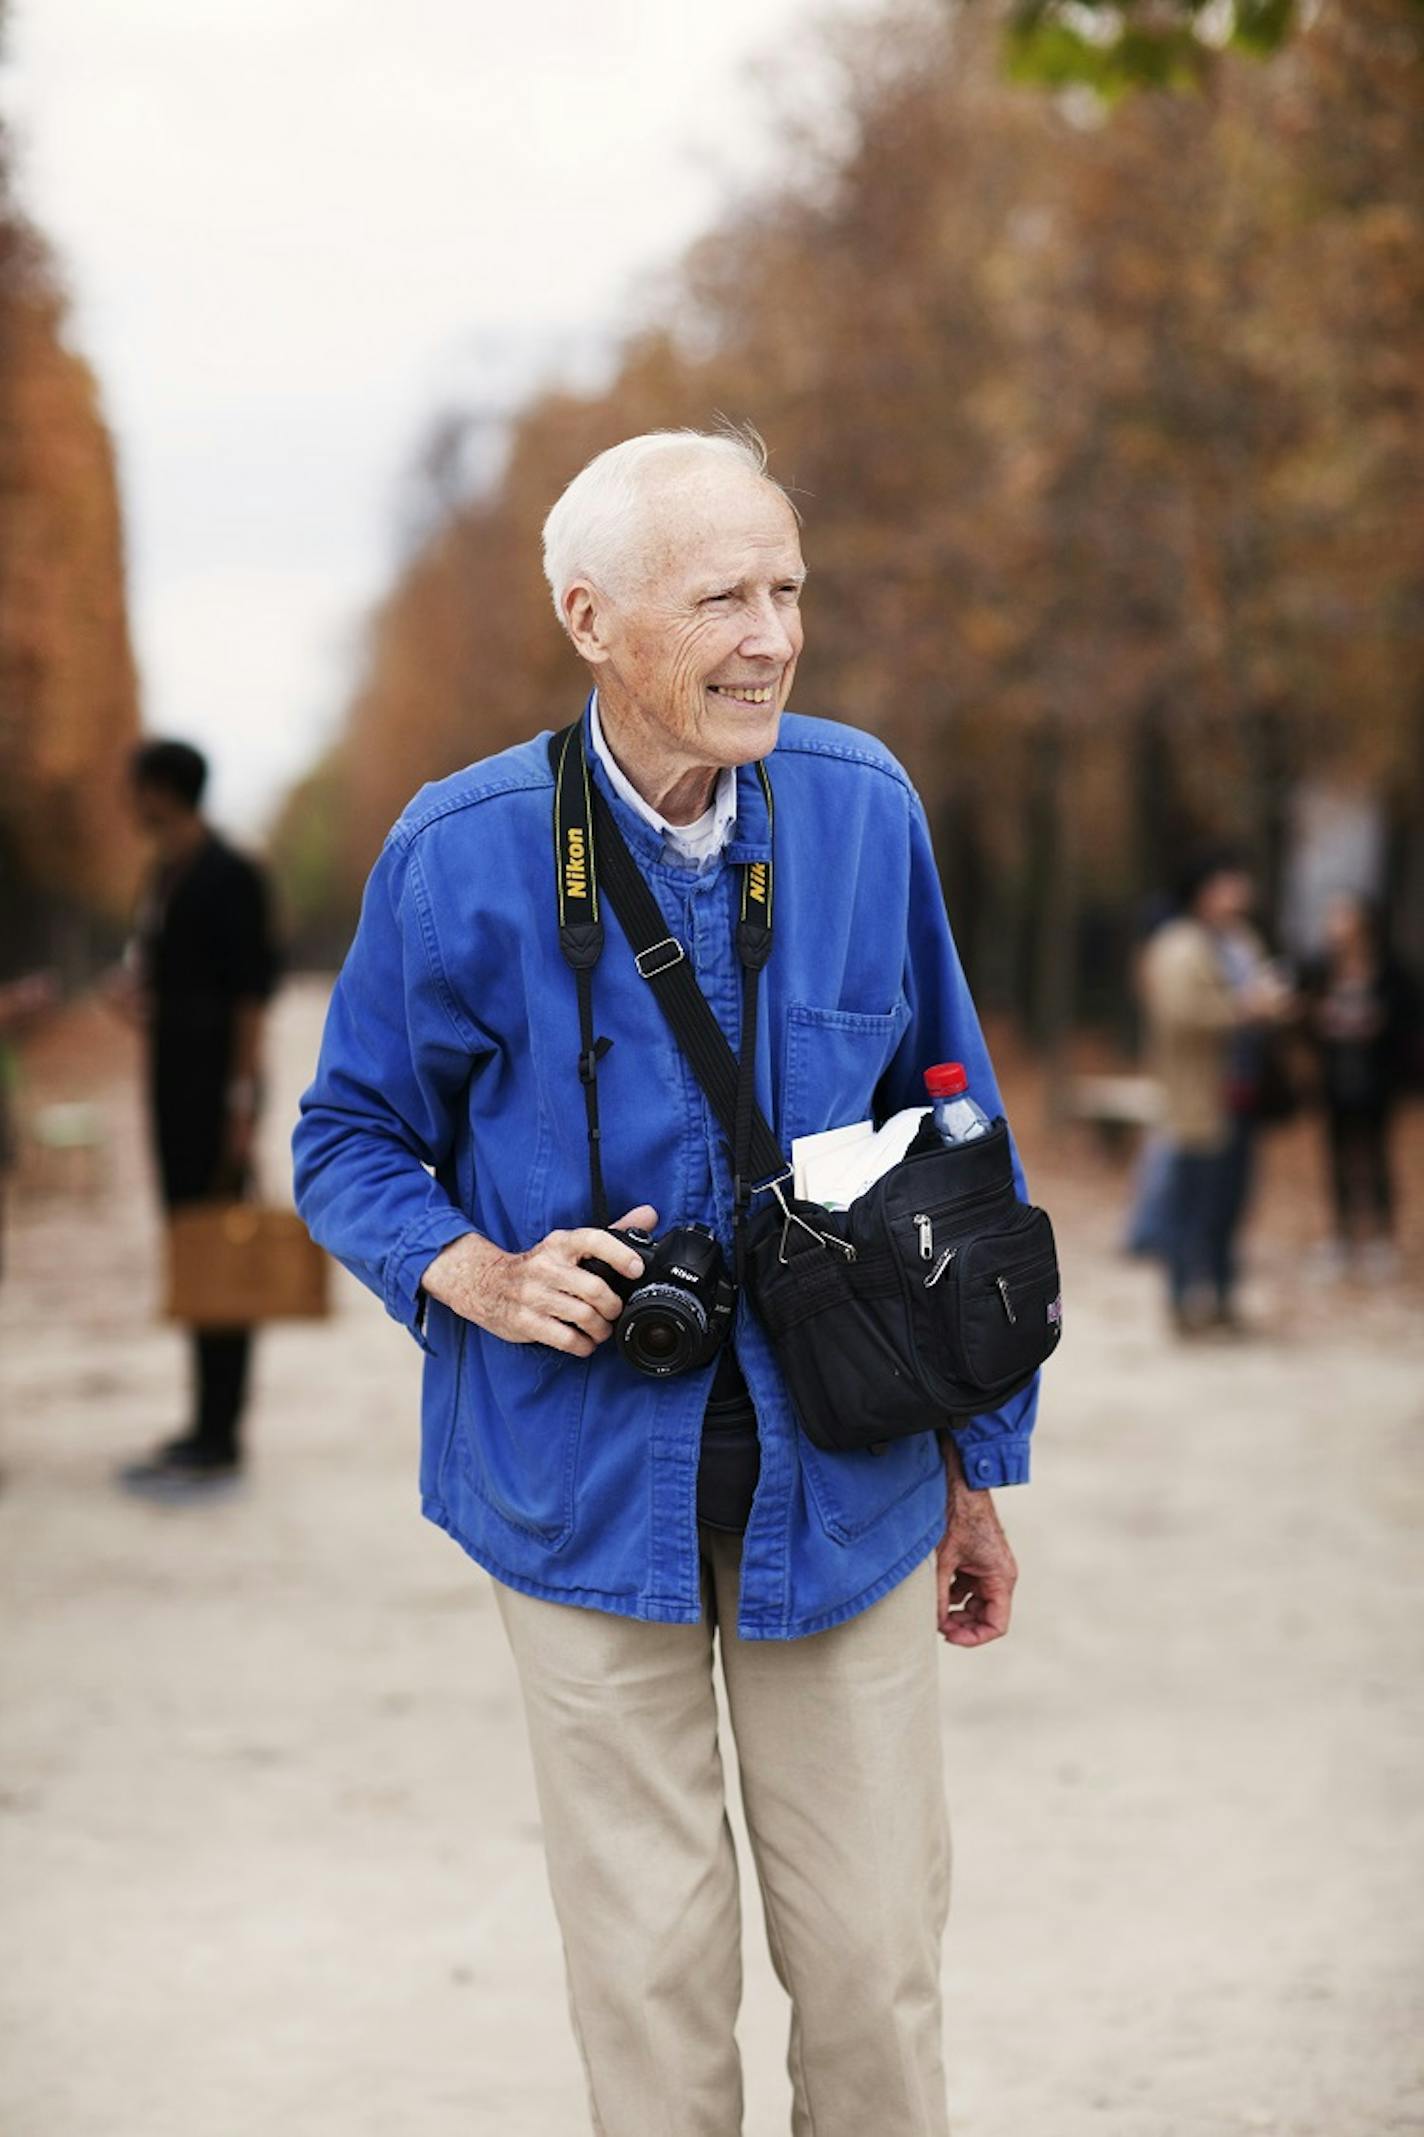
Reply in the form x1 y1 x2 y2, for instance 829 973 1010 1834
943 1209 1062 1402
871 1128 1060 1410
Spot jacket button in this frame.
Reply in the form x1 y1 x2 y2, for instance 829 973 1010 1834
974 1456 992 1481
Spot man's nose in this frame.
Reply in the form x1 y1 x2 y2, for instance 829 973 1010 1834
739 595 798 663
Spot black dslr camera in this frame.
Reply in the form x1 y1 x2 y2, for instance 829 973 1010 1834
581 1223 735 1378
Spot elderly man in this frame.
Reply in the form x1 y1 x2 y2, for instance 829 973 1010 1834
293 429 1037 2136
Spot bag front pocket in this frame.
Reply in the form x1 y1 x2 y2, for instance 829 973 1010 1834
944 1212 1062 1399
746 1201 936 1450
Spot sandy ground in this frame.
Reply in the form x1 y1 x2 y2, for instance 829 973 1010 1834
2 978 1423 2137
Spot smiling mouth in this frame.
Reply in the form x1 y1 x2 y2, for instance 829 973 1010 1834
707 682 778 706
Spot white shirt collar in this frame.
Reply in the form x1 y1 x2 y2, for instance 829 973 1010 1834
588 694 738 871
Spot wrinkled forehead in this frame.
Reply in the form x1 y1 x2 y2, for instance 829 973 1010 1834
624 462 803 598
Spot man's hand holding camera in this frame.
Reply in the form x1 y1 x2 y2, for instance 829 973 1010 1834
422 1204 658 1356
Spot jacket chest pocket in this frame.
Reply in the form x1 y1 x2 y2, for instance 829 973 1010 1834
779 998 911 1146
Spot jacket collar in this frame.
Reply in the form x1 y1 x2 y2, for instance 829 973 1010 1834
588 692 737 868
578 695 772 872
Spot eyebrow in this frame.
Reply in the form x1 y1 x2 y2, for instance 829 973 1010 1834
693 566 808 596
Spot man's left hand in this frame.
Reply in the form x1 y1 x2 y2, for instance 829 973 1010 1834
935 1443 1018 1647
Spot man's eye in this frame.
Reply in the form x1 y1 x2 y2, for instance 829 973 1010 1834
702 592 735 606
776 584 802 601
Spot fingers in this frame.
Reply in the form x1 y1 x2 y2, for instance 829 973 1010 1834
544 1261 626 1325
481 1207 661 1355
535 1284 616 1344
524 1313 596 1359
935 1545 1016 1647
525 1230 648 1347
530 1231 639 1342
553 1224 648 1283
939 1568 1014 1647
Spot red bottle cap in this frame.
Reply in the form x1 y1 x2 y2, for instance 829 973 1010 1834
924 1061 968 1099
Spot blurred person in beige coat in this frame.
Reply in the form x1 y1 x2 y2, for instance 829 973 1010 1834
1142 850 1290 1334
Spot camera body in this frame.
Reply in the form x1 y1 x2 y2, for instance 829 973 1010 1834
582 1223 735 1378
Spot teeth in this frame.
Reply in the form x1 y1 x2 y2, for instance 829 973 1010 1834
711 685 774 704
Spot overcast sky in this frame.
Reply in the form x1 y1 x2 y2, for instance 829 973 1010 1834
3 0 861 832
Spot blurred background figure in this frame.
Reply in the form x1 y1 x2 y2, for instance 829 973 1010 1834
113 740 280 1498
1121 893 1177 1262
1297 893 1421 1281
1140 850 1293 1336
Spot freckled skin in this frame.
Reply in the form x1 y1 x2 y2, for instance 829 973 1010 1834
562 461 806 824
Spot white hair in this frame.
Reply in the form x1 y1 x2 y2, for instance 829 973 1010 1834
540 427 788 627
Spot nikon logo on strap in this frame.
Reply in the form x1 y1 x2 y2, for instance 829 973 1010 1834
747 862 769 909
564 826 589 901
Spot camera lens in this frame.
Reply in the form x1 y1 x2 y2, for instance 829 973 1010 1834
637 1319 683 1363
619 1285 708 1377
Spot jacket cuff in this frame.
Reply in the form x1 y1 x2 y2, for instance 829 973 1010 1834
948 1433 1032 1489
383 1208 479 1351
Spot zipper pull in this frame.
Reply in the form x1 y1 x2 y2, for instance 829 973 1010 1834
924 1246 956 1289
913 1212 934 1260
996 1275 1017 1325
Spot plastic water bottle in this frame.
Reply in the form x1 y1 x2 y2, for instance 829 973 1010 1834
924 1061 991 1145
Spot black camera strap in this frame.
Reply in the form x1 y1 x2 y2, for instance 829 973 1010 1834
549 719 789 1276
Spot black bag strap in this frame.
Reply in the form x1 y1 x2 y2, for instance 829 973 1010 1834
548 721 789 1260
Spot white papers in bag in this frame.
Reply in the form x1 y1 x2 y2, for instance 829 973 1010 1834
790 1107 928 1210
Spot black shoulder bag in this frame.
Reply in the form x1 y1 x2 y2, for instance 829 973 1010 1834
549 722 1062 1453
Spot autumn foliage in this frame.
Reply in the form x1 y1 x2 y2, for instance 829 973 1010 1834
276 0 1422 1028
0 85 141 971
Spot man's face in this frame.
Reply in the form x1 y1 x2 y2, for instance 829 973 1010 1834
578 464 806 768
128 780 192 853
1198 868 1255 930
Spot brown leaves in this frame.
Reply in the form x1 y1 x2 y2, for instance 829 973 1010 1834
0 255 142 923
286 0 1422 984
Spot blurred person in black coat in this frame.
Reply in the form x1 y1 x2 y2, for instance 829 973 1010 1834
1298 892 1420 1280
116 740 280 1496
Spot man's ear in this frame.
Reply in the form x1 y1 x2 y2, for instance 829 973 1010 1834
563 581 612 666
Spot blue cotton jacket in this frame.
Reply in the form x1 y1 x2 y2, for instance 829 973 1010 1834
292 706 1038 1639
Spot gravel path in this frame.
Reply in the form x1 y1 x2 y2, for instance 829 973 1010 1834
2 980 1421 2136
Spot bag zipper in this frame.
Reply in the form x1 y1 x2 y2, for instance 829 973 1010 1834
907 1186 1040 1266
907 1178 1012 1230
924 1245 956 1289
996 1275 1017 1325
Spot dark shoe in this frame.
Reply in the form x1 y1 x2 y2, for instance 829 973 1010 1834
117 1436 242 1499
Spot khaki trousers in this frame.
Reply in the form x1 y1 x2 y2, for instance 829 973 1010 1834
493 1532 951 2137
